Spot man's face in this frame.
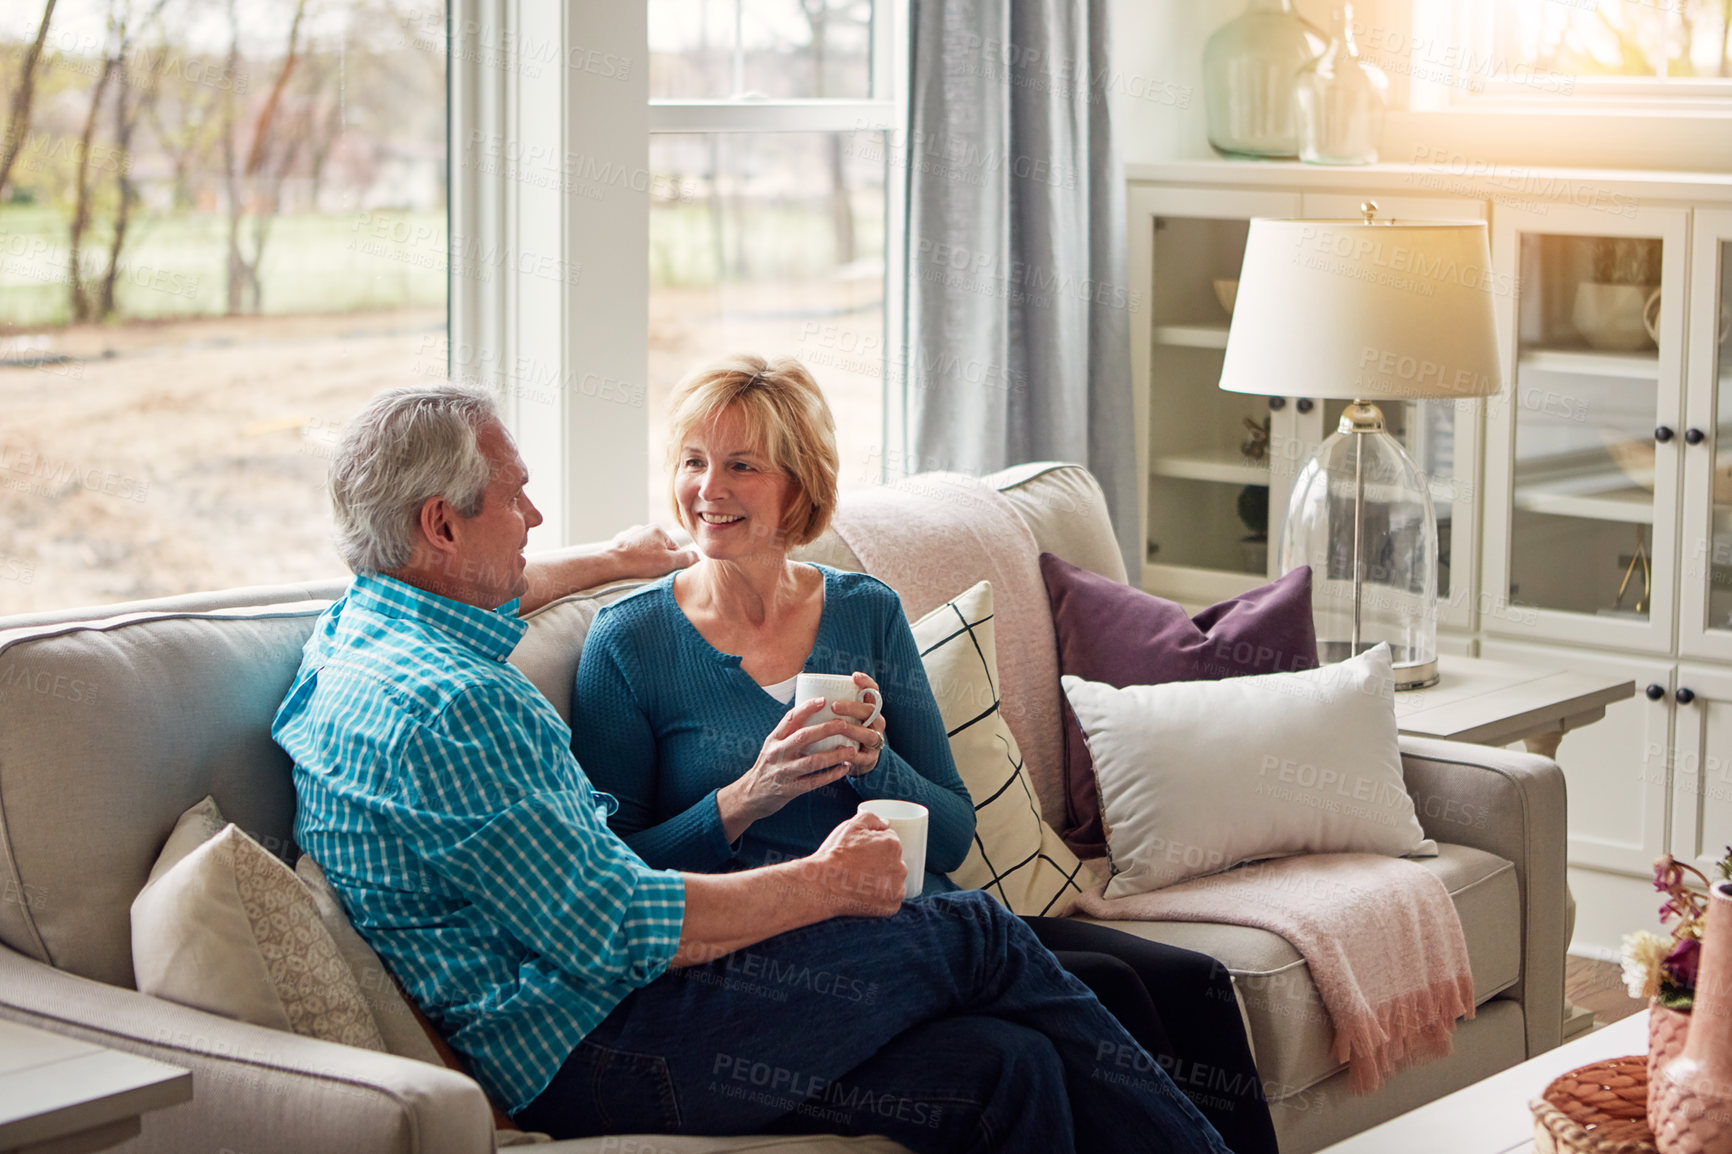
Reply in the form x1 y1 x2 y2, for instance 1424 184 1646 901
456 420 543 608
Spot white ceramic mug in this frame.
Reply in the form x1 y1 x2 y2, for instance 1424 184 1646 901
794 672 883 755
857 799 927 899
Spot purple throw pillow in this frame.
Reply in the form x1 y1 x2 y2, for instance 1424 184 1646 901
1040 553 1317 858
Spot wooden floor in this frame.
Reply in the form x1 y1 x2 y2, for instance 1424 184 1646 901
1567 955 1645 1026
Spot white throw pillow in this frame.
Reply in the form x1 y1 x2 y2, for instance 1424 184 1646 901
132 800 386 1051
914 580 1088 915
1062 642 1436 899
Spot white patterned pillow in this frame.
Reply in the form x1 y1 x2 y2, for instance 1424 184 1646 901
132 800 386 1051
915 580 1087 916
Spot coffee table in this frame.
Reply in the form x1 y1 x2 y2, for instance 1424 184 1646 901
1318 1010 1651 1154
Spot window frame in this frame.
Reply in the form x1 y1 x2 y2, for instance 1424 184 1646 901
449 2 909 550
1364 0 1732 174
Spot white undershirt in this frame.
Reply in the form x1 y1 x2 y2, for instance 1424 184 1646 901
760 673 799 704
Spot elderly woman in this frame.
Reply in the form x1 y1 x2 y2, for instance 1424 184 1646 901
572 356 1276 1154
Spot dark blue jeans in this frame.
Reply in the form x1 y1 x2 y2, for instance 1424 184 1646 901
517 891 1232 1154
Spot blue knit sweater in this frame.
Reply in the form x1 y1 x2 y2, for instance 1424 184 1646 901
570 566 975 894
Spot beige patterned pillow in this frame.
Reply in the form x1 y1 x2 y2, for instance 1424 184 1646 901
132 812 385 1051
917 581 1088 916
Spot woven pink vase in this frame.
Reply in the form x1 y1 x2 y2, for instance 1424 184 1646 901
1652 881 1732 1154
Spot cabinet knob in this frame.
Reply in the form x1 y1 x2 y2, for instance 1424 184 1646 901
1296 398 1314 413
1647 683 1666 701
1687 427 1707 445
1677 687 1697 705
1656 426 1675 443
1268 397 1286 411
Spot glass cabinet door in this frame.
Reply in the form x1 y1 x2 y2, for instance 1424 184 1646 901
1679 212 1732 661
1483 204 1689 653
1128 186 1300 606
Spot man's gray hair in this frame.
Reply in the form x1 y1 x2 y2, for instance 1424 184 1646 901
329 384 500 575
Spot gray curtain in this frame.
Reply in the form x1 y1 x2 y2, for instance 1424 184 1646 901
902 0 1138 578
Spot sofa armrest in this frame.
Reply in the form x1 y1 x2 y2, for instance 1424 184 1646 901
0 945 495 1154
1398 734 1567 1058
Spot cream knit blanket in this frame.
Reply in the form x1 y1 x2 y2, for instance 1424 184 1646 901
830 473 1067 822
1077 852 1477 1094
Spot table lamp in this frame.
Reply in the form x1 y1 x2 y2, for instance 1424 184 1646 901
1218 203 1503 689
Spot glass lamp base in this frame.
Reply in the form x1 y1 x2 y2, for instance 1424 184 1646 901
1316 640 1438 690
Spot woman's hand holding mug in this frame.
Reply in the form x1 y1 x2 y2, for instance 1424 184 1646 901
810 671 888 777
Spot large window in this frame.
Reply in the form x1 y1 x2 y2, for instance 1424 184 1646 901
645 0 896 519
1405 0 1732 106
0 0 445 614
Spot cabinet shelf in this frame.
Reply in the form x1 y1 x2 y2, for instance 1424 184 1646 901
1152 323 1230 350
1519 348 1661 379
1513 481 1655 524
1151 449 1268 485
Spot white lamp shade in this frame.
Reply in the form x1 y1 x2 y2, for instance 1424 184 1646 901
1219 218 1504 401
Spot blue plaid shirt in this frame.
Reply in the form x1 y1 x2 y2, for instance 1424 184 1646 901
272 573 686 1113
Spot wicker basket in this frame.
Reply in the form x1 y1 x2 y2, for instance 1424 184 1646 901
1530 1056 1657 1154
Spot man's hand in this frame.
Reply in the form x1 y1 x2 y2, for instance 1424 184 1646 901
806 812 906 919
670 813 905 968
605 524 697 581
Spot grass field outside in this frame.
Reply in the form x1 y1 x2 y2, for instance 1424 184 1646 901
0 208 450 328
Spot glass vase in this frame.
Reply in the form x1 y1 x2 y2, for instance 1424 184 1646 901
1203 0 1326 159
1295 3 1388 165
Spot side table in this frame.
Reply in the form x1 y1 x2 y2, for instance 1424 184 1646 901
0 1019 191 1154
1397 655 1635 758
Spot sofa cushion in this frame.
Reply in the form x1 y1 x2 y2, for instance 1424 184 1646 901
1065 644 1434 896
1041 554 1317 857
986 462 1128 585
132 820 386 1051
510 580 654 726
914 581 1087 915
297 856 443 1065
0 602 329 987
1074 840 1521 1102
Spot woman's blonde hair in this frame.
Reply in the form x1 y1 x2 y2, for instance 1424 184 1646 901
666 355 839 548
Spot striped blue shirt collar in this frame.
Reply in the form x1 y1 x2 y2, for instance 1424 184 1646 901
349 571 527 662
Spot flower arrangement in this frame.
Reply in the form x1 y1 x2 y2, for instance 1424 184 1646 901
1623 846 1732 1010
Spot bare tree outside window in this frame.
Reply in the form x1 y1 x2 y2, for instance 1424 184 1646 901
0 0 447 613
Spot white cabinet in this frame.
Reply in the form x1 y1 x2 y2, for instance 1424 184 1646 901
1129 182 1487 629
1128 184 1302 608
1127 162 1732 951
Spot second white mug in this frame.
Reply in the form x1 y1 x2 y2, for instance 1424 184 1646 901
857 798 927 899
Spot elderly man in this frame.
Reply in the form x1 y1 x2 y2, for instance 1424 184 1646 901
273 384 1229 1154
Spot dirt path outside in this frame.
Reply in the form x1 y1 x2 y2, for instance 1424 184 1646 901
2 291 887 616
1 308 446 614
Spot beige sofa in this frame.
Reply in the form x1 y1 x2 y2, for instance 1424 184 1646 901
0 462 1567 1154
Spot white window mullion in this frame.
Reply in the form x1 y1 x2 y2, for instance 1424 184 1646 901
649 101 894 134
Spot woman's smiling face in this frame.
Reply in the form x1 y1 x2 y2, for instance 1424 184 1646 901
675 405 793 561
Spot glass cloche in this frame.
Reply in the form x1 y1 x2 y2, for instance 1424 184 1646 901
1280 403 1439 689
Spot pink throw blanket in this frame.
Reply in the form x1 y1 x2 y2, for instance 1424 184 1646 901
831 474 1067 822
1077 853 1476 1094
